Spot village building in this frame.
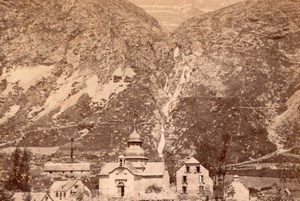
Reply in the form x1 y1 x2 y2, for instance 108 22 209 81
13 192 54 201
225 175 249 201
99 129 170 198
176 157 213 197
50 178 92 201
44 162 91 176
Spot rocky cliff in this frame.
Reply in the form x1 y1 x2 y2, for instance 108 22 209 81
0 0 299 175
158 0 300 168
0 0 164 158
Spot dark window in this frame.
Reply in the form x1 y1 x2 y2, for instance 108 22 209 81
56 192 58 197
183 176 187 183
64 192 66 197
49 171 52 174
183 186 187 194
186 166 190 173
196 166 200 173
199 186 204 194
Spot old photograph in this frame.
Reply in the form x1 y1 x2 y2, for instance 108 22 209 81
0 0 299 200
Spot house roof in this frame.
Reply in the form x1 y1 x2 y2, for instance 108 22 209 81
143 162 165 176
99 161 166 176
13 192 53 201
44 162 90 172
185 157 200 164
50 180 78 192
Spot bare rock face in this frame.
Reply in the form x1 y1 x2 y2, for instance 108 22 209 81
157 0 300 167
0 0 164 158
0 0 299 174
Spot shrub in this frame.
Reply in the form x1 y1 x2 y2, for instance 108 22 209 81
145 184 163 194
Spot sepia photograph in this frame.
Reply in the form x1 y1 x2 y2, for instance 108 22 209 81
0 0 299 200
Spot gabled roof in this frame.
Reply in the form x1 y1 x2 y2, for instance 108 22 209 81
44 162 90 172
50 180 78 192
143 162 165 176
13 192 54 201
185 157 200 164
99 162 138 176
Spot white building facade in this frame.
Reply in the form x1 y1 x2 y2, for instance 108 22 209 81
176 157 213 197
225 175 250 201
99 129 170 198
50 179 92 201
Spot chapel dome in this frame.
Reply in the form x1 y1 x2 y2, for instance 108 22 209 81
125 146 145 158
128 129 142 142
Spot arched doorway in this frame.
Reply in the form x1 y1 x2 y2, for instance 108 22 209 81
117 182 125 197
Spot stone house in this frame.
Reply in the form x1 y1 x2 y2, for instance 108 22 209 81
176 157 213 197
225 175 249 201
12 192 54 201
50 178 92 201
99 129 170 198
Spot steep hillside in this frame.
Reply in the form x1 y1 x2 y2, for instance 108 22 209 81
0 0 164 159
155 0 300 168
128 0 245 32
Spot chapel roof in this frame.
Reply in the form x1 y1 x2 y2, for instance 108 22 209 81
128 128 142 142
99 161 166 176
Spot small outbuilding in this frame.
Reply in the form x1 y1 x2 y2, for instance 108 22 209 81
225 175 250 201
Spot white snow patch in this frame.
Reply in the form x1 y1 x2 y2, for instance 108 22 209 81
31 67 136 119
0 105 20 124
1 65 54 94
112 66 136 79
52 90 85 119
87 67 136 103
31 70 84 120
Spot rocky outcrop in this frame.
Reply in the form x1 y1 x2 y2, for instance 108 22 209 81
157 0 300 166
0 0 163 158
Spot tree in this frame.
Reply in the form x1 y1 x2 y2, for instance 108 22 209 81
0 188 13 201
20 148 31 191
5 147 31 191
145 184 163 194
5 146 22 190
71 138 74 163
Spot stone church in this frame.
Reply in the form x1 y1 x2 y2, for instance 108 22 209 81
99 129 170 197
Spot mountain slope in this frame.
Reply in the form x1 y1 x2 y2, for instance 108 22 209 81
0 0 164 158
0 0 299 177
155 0 300 167
128 0 245 32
